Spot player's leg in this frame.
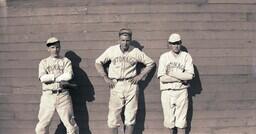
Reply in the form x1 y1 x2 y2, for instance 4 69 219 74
161 90 175 129
125 125 134 134
123 81 138 134
108 82 124 134
169 128 174 134
35 93 56 134
56 92 79 134
175 89 188 132
110 127 118 134
177 128 186 134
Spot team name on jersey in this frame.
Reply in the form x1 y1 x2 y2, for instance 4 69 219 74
46 64 64 73
112 56 137 65
167 62 185 72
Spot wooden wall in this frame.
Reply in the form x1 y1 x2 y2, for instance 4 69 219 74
0 0 256 134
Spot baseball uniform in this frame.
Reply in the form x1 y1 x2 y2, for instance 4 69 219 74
157 50 194 129
35 38 79 134
95 44 155 128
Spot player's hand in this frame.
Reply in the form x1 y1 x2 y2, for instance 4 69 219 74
129 75 143 84
103 76 116 88
166 71 173 77
166 67 174 76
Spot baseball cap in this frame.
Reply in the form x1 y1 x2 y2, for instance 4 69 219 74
46 37 59 47
168 33 181 43
119 28 132 37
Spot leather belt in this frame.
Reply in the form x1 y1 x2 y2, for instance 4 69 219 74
43 89 67 94
52 89 67 94
114 77 133 81
167 88 185 91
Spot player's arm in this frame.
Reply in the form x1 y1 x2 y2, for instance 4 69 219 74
40 74 55 83
168 71 193 81
159 75 180 83
167 54 194 81
130 50 155 84
135 62 155 81
38 60 55 83
157 54 180 83
95 48 115 88
55 59 73 82
95 62 107 77
95 62 115 88
95 48 110 77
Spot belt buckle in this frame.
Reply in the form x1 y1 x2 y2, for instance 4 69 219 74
52 90 62 94
52 90 57 94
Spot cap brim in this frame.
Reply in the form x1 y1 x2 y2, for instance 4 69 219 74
46 41 59 47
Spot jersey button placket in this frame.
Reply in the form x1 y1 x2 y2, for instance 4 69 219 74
121 56 125 79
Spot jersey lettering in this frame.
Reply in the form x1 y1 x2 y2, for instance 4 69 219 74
167 62 185 72
46 64 64 74
112 56 137 66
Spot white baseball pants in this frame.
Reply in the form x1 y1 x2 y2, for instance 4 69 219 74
161 89 188 129
107 80 139 128
35 91 79 134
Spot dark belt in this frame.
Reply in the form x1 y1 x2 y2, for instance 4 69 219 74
167 88 185 91
115 77 133 81
51 89 67 94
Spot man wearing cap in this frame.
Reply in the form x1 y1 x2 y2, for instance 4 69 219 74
157 33 194 134
95 28 155 134
35 37 79 134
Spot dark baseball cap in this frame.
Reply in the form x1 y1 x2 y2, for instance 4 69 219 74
119 28 132 37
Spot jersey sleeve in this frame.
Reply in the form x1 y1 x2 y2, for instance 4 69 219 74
185 53 194 76
38 59 55 82
64 58 73 76
95 47 112 64
136 49 154 67
55 58 74 82
38 59 47 79
157 54 166 78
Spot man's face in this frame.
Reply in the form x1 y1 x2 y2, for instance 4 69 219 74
48 42 60 57
168 41 181 54
119 34 131 51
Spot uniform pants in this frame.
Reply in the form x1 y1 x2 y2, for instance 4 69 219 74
35 90 79 134
107 80 139 128
161 89 188 129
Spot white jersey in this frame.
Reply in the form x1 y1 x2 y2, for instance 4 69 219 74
157 51 194 90
95 44 154 79
38 56 73 90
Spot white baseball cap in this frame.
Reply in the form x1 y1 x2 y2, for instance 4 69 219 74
168 33 181 43
46 37 59 47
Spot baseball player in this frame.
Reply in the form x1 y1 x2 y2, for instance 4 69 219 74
157 33 194 134
95 28 155 134
35 37 79 134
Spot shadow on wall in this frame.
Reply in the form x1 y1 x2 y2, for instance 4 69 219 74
131 40 156 134
133 65 156 134
181 45 203 134
55 51 95 134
